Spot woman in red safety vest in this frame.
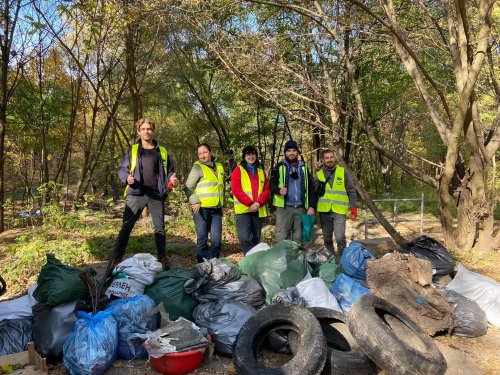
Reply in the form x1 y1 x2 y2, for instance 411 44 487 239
230 145 270 254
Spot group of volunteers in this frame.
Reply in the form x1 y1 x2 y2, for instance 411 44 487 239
110 118 358 269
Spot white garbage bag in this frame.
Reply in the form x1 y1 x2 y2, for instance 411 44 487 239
446 263 500 327
296 277 342 312
106 253 163 298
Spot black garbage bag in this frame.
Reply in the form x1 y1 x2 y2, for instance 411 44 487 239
184 258 241 295
32 302 78 363
193 300 256 356
402 235 454 280
0 318 32 356
440 289 488 338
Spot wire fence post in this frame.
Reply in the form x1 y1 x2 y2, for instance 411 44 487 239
364 195 426 240
420 192 424 234
365 205 369 239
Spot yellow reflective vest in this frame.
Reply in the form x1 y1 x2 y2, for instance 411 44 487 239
124 143 168 196
272 163 310 209
316 167 349 214
194 161 225 207
234 166 268 218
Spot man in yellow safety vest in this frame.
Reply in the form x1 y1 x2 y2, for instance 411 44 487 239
314 149 358 261
111 118 177 269
270 140 317 243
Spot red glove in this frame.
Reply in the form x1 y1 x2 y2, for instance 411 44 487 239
349 207 358 220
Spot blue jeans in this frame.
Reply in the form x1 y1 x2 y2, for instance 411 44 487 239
192 207 222 263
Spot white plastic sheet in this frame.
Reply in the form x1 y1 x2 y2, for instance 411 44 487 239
446 263 500 327
246 242 270 257
295 277 342 312
0 284 37 321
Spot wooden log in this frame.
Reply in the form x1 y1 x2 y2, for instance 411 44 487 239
366 252 454 336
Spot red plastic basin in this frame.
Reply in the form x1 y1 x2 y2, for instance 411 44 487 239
149 348 206 375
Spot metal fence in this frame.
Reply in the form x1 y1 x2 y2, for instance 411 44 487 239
364 193 424 239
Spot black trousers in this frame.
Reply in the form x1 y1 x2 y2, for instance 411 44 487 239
235 212 262 254
112 190 166 261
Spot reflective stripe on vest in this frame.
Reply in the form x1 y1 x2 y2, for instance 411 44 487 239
316 167 349 214
272 163 309 209
234 166 268 218
124 144 168 196
194 161 225 207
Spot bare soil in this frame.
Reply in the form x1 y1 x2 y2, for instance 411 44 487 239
2 212 500 375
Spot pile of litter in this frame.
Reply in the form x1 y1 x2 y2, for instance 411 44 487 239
1 236 499 375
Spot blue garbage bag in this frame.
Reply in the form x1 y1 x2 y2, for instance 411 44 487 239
63 309 118 375
340 241 376 285
301 214 317 242
330 274 372 313
106 295 157 359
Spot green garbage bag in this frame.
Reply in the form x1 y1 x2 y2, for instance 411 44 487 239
239 240 307 304
144 268 198 321
34 254 91 306
311 257 344 287
301 214 317 242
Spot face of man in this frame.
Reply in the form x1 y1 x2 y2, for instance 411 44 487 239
138 123 154 142
285 148 299 163
323 152 336 168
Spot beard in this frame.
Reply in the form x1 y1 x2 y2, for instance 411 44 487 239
285 154 298 163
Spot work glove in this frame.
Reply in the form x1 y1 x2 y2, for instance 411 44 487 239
349 207 358 220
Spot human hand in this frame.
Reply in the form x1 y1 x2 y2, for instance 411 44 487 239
192 203 201 214
249 202 260 212
307 207 315 215
169 173 178 186
279 187 287 196
127 171 135 185
350 207 358 220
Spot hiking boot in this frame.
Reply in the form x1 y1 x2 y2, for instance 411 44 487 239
158 257 170 271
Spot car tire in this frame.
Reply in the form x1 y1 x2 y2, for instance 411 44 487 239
347 295 447 375
234 304 326 375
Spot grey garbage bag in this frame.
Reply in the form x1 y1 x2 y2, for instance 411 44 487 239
440 289 488 338
193 300 256 356
0 318 32 356
32 301 77 363
272 287 305 306
186 275 264 308
184 258 241 294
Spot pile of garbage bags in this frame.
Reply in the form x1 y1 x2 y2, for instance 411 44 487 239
0 235 499 375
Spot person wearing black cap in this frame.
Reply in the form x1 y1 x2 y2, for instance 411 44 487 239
231 145 270 254
269 140 317 243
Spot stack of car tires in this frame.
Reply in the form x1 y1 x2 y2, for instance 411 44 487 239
234 295 447 375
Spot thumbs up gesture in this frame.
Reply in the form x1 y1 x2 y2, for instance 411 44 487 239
169 172 178 186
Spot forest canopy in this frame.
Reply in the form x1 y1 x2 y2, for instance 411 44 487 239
0 0 498 254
